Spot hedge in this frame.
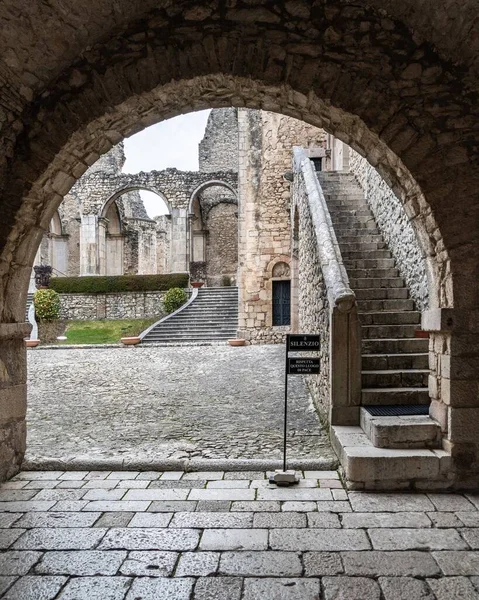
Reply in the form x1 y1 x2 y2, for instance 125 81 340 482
50 274 189 294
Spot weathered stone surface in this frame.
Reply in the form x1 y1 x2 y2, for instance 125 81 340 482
427 576 479 600
270 529 370 551
35 550 126 575
341 512 431 529
200 529 268 551
253 512 307 528
193 576 243 600
98 528 199 551
242 578 321 599
322 576 381 600
2 575 67 600
126 577 194 600
56 576 132 599
369 528 467 551
119 551 177 577
303 552 344 576
176 552 219 576
348 493 435 512
0 551 42 575
13 528 107 550
342 551 440 576
171 512 252 529
379 577 435 600
219 551 302 577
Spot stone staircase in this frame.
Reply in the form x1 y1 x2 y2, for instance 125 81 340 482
319 171 441 462
141 287 238 344
25 292 34 320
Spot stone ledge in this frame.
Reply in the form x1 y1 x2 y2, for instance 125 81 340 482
422 308 479 333
331 425 452 490
22 456 340 472
0 323 32 340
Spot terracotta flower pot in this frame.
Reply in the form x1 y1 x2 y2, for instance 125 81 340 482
414 330 429 338
25 339 39 348
228 338 246 346
121 336 141 346
191 282 204 288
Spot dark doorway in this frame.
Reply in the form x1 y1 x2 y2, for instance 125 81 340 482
311 157 322 172
273 280 291 326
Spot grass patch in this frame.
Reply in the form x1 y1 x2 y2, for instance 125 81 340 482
60 318 157 345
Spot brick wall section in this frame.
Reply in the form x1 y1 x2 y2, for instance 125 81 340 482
58 291 168 320
238 109 327 343
349 150 429 310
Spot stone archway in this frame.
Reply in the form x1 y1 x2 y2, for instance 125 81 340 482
0 2 477 485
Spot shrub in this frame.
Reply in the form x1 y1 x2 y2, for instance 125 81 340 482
50 273 189 294
162 287 187 314
33 289 61 321
222 275 232 286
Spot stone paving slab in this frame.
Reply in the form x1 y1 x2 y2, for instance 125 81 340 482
1 470 479 598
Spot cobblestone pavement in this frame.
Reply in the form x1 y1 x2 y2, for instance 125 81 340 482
26 345 335 466
1 470 479 598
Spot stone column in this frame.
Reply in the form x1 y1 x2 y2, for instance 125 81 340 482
423 308 479 487
80 215 100 275
0 323 30 480
169 208 188 273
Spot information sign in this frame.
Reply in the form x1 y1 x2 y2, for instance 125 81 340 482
287 334 321 351
288 357 320 375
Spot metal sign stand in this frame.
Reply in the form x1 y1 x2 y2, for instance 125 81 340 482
270 334 321 486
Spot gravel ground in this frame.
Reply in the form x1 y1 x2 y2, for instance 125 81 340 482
26 345 335 465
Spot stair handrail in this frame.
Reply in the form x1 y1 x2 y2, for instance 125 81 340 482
293 148 356 313
138 287 199 341
293 147 361 426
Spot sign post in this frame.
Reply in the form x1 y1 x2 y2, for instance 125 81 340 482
270 333 321 486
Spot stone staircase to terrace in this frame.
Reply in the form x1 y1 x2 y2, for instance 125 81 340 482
319 171 440 454
141 287 238 344
25 292 34 320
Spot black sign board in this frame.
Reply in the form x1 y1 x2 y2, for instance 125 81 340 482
287 334 321 351
288 357 320 375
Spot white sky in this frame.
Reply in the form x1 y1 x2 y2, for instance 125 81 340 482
123 110 211 218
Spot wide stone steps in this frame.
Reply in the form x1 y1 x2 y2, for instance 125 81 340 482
142 287 238 345
319 170 431 451
362 353 429 370
359 311 421 325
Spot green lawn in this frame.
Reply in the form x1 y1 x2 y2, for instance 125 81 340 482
60 318 157 344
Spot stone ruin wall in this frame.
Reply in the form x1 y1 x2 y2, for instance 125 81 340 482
58 291 167 321
238 109 328 344
349 149 429 311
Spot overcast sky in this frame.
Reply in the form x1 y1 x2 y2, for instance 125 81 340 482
123 110 211 218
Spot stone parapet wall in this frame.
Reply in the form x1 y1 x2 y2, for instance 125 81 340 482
240 326 289 345
58 291 168 321
293 170 330 422
349 150 429 310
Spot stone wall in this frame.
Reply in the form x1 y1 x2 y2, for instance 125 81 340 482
294 174 330 422
237 109 328 343
349 150 429 310
58 291 168 321
199 108 239 173
205 201 238 286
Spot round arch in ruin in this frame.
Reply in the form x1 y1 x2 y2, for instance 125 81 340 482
101 186 172 219
187 180 238 215
0 3 477 485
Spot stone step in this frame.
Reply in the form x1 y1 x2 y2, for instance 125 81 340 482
350 277 405 289
151 324 238 332
361 324 418 339
337 234 384 244
355 288 409 300
362 353 429 371
348 268 399 279
357 298 415 312
342 250 392 260
360 408 441 449
339 242 388 252
344 258 396 269
331 209 372 217
362 337 429 354
331 425 446 489
361 369 429 388
331 217 376 227
336 227 380 236
359 311 421 325
361 387 430 405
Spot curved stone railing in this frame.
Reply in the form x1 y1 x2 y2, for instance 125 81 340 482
293 148 361 426
139 288 198 341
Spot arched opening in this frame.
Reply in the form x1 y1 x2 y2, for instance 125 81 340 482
188 181 238 286
0 1 476 489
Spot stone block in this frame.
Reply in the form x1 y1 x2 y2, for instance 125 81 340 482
303 552 343 576
348 492 435 512
82 501 150 512
2 576 67 600
342 550 440 576
57 576 132 599
242 578 321 599
119 551 177 577
170 512 252 528
322 576 381 600
189 489 255 501
35 550 127 576
379 576 435 600
369 528 467 551
219 551 302 577
256 488 332 501
127 513 172 527
306 512 341 528
0 551 42 575
427 576 479 600
99 528 199 550
232 501 280 512
200 529 268 551
176 552 219 576
193 576 243 600
123 489 188 501
14 511 100 528
13 528 107 550
341 512 431 529
270 528 370 551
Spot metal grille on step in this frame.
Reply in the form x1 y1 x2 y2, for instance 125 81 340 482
364 405 430 417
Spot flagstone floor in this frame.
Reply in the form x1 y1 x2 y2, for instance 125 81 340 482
0 469 479 598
